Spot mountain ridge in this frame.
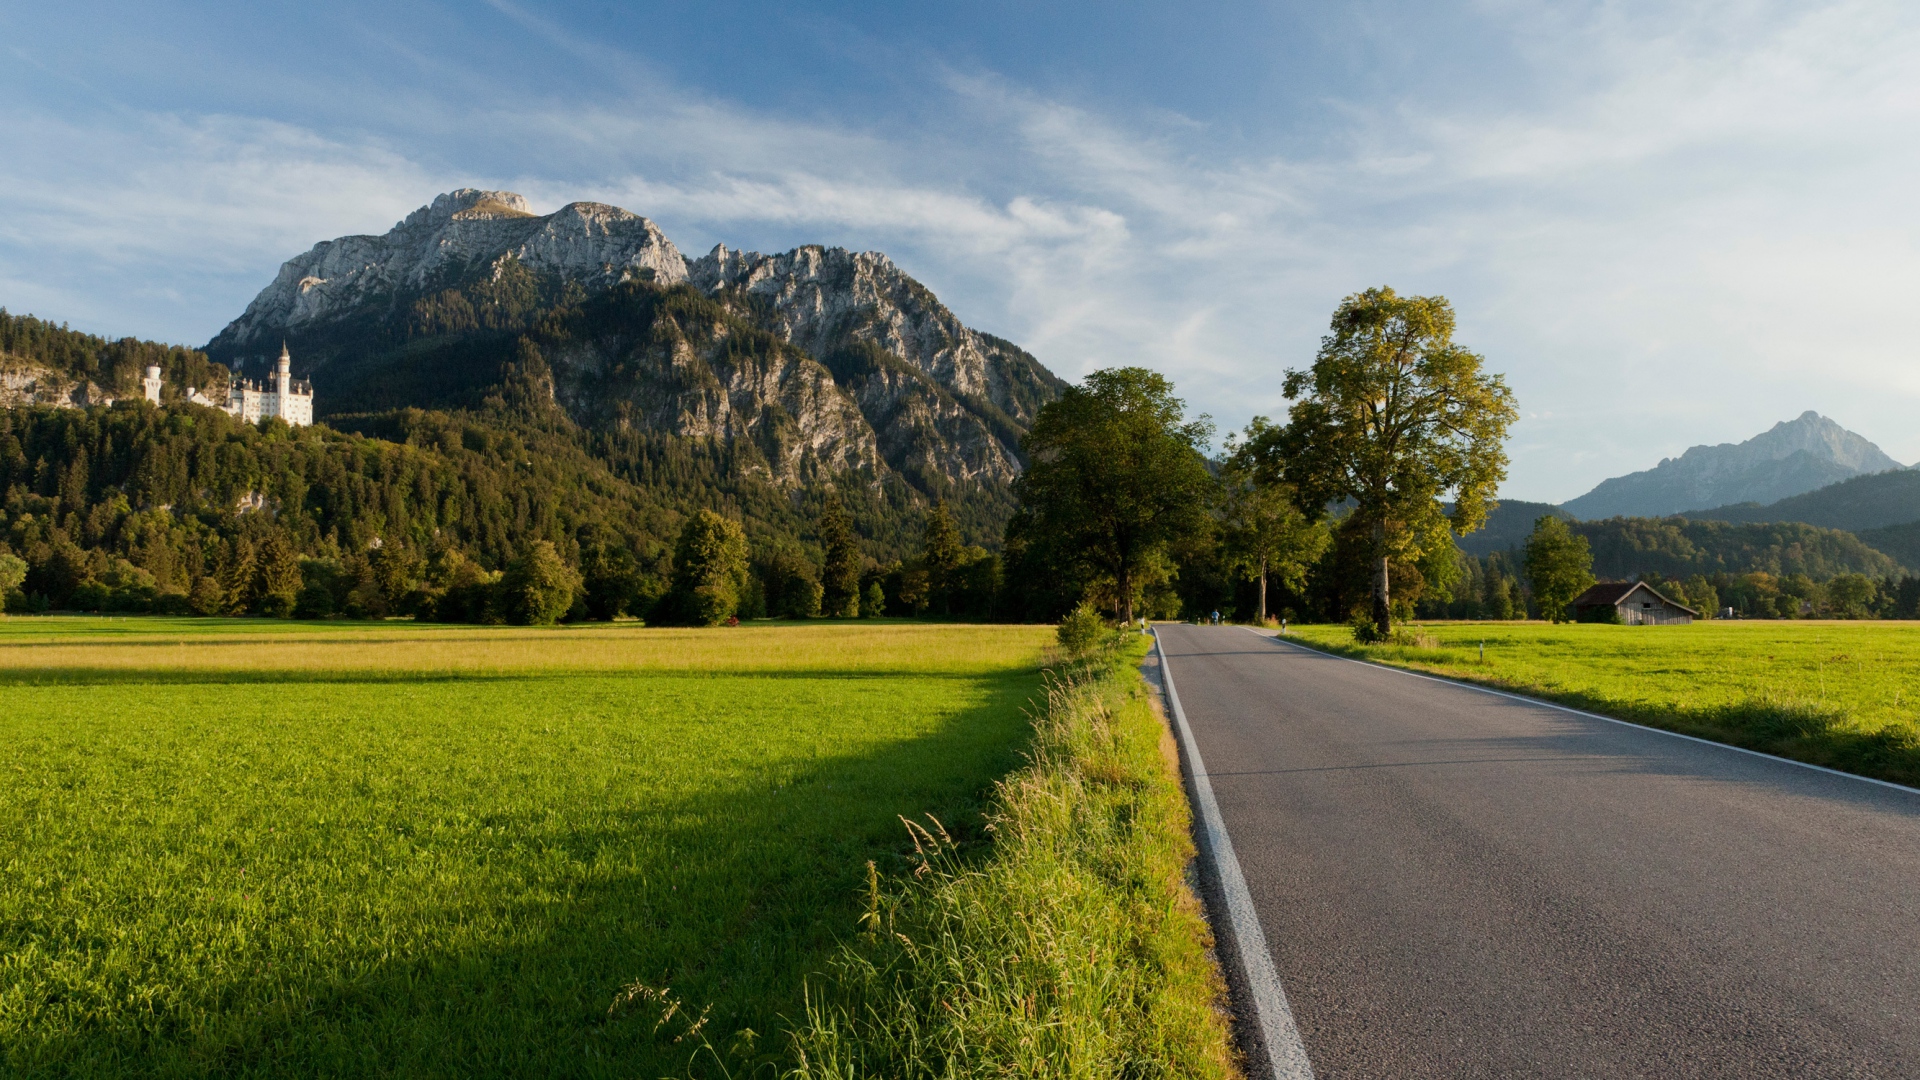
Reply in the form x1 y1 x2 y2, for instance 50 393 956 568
205 189 1064 511
1560 411 1904 520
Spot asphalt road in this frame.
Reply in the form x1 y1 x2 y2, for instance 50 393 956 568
1156 624 1920 1079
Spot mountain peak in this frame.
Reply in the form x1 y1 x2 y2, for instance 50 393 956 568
202 189 1068 502
404 189 534 228
1563 413 1904 520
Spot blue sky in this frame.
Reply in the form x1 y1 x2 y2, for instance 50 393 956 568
4 0 1918 501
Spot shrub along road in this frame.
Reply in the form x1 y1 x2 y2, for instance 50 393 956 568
1157 623 1920 1078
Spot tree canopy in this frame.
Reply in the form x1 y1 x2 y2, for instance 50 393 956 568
1524 516 1595 623
1010 368 1215 624
1250 287 1517 637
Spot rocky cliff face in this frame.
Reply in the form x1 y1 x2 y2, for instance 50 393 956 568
214 190 689 357
0 359 109 409
206 190 1064 499
1562 412 1907 520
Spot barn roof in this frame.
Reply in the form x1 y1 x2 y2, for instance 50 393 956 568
1571 580 1701 617
1572 582 1638 606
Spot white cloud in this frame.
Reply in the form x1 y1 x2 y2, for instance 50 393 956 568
3 0 1917 501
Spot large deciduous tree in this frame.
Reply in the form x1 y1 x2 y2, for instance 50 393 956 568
1255 288 1516 639
499 539 585 626
1012 367 1215 625
1524 515 1594 623
668 510 749 626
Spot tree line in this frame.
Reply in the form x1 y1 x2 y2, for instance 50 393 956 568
0 394 1009 625
993 286 1920 632
9 285 1920 630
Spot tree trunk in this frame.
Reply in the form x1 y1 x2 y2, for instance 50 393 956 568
1258 555 1268 623
1371 521 1391 638
1118 564 1134 626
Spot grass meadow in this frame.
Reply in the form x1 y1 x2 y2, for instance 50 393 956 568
1286 620 1920 787
0 618 1057 1077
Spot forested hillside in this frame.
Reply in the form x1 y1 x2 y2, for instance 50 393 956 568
0 386 1005 621
1575 516 1897 580
1 309 230 406
1684 469 1920 533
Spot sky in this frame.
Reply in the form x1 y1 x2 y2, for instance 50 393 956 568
3 0 1917 502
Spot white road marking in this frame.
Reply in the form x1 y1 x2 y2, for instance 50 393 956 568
1153 628 1316 1080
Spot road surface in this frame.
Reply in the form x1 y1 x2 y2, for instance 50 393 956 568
1155 624 1920 1079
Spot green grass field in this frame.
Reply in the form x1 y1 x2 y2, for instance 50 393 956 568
0 618 1055 1078
1285 620 1920 786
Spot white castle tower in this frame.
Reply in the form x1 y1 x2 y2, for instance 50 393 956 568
141 364 164 404
226 343 314 426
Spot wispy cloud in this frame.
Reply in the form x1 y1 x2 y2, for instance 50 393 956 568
2 0 1916 498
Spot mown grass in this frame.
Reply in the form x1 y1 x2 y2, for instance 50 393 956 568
0 617 1055 1077
1285 620 1920 787
789 636 1240 1079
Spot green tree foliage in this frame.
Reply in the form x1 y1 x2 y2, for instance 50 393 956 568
668 510 749 626
862 579 885 619
0 402 666 617
0 309 229 399
757 546 823 619
499 540 585 625
1824 573 1877 619
1577 516 1896 581
0 552 26 602
1054 601 1110 656
920 500 964 616
1525 516 1596 623
1221 419 1331 622
1254 288 1517 637
1010 368 1215 624
818 493 862 618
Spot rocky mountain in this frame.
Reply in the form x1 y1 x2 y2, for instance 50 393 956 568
206 189 1064 514
1560 412 1905 520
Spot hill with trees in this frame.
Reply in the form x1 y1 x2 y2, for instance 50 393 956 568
1 309 230 409
1681 468 1920 534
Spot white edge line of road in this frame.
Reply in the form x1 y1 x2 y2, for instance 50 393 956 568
1246 627 1920 798
1152 628 1316 1080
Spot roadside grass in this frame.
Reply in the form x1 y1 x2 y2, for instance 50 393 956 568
1284 620 1920 787
0 618 1054 1077
789 635 1240 1079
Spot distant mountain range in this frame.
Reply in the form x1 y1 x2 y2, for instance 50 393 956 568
1454 413 1920 575
1560 412 1907 520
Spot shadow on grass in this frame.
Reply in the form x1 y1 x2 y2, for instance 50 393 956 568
4 672 1043 1080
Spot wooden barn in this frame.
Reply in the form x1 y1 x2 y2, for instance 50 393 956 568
1571 581 1700 625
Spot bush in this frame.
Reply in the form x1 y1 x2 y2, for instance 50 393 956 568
861 580 885 619
1056 601 1110 656
498 540 583 626
1350 612 1435 647
668 511 750 626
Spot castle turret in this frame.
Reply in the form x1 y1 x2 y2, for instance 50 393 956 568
275 343 292 400
142 364 163 404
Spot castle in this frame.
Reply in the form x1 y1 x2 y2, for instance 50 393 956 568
143 343 313 427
